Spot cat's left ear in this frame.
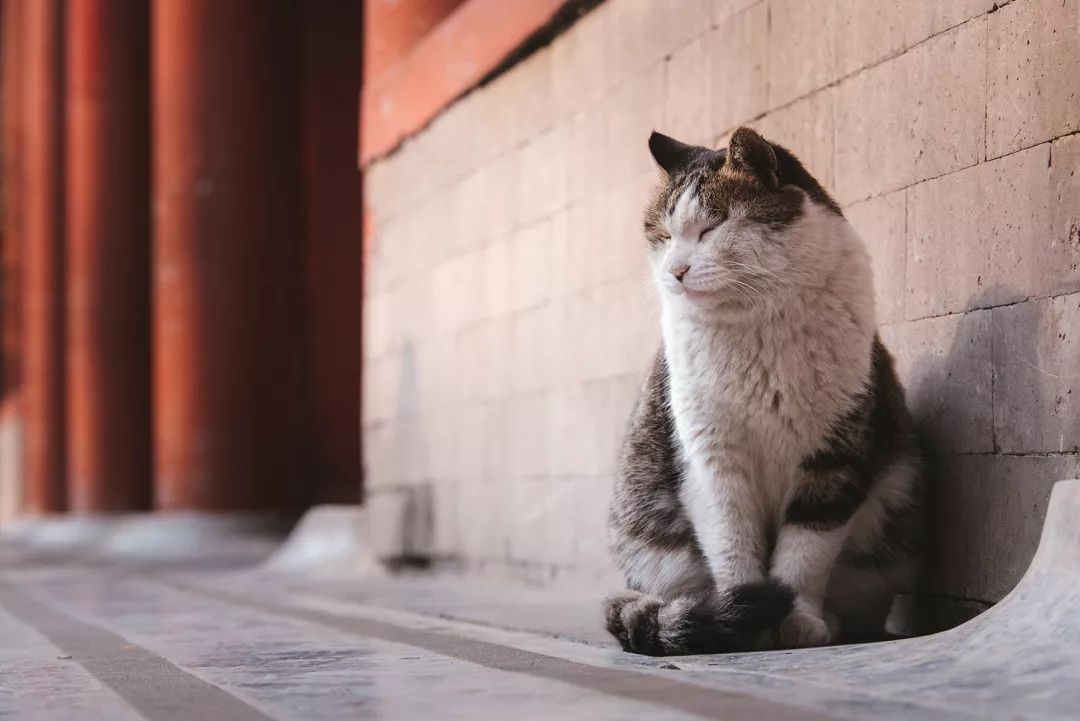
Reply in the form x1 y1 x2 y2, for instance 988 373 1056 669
648 131 703 176
727 127 780 190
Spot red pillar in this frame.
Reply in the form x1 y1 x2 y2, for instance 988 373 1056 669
21 0 66 514
2 0 25 401
301 1 363 504
65 0 151 512
152 0 303 511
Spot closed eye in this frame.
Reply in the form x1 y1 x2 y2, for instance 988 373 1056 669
697 214 729 242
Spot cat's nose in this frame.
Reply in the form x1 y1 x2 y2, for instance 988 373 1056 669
671 263 690 282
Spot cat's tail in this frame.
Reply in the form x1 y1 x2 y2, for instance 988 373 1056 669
604 579 794 656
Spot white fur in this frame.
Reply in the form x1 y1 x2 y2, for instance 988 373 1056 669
652 191 881 645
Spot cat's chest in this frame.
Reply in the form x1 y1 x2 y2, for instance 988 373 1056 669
665 322 847 461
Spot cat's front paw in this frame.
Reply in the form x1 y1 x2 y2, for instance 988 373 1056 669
777 609 833 648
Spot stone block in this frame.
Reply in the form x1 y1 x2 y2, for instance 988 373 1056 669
595 173 655 286
361 355 399 425
768 0 837 109
924 453 1079 602
362 291 393 361
506 478 578 564
904 0 996 48
834 19 986 204
704 2 768 137
710 0 762 26
880 311 994 454
567 103 609 203
481 238 512 320
482 399 514 485
506 219 552 314
508 393 549 480
457 476 509 559
517 122 570 225
499 45 555 144
664 37 711 146
550 7 607 117
602 0 709 90
572 475 615 568
510 306 553 395
546 385 601 477
366 484 435 560
453 324 487 404
607 275 661 379
987 0 1080 158
431 252 483 336
834 0 907 76
845 190 907 324
478 319 512 402
906 144 1072 318
430 479 460 557
1051 134 1080 279
483 151 520 240
606 64 666 186
993 294 1080 454
753 87 835 193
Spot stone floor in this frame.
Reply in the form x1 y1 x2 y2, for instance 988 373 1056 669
2 481 1079 721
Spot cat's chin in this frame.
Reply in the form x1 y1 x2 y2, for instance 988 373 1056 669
667 286 751 313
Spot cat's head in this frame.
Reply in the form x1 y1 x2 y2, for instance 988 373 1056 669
644 127 845 314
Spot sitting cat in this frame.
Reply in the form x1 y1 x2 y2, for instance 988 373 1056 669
606 127 922 655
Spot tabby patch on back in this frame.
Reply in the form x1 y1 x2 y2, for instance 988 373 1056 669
605 128 922 655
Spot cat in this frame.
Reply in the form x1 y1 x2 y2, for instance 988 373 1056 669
605 127 922 656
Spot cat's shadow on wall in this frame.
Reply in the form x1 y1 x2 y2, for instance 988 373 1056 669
899 284 1058 634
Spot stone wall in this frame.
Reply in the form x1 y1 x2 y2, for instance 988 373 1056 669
361 0 1080 620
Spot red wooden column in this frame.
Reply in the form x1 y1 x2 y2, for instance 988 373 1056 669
65 0 151 512
2 0 25 401
152 0 302 511
300 1 363 504
21 0 67 514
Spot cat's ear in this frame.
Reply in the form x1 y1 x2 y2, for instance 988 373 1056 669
727 127 779 190
648 131 702 176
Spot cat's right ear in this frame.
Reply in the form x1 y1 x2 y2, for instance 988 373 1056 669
648 131 699 176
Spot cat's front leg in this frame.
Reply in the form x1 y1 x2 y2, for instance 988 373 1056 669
679 452 769 588
771 468 864 648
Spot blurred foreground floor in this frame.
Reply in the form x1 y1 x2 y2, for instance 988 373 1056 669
2 482 1080 721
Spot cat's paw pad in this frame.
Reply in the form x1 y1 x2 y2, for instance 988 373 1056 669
777 610 833 648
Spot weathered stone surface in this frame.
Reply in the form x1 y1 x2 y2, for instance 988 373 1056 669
768 0 837 109
987 0 1080 158
906 144 1058 319
845 190 907 324
993 294 1080 454
880 311 994 455
924 452 1079 601
1051 134 1080 283
833 19 985 204
834 0 906 77
704 2 768 138
754 88 835 201
663 38 710 146
602 0 709 89
903 0 996 48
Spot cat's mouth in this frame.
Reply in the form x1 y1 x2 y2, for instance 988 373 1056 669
672 283 754 310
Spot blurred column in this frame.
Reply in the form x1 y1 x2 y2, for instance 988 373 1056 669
65 0 150 512
301 1 363 504
2 0 25 399
152 0 303 511
21 0 66 514
1 0 27 524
